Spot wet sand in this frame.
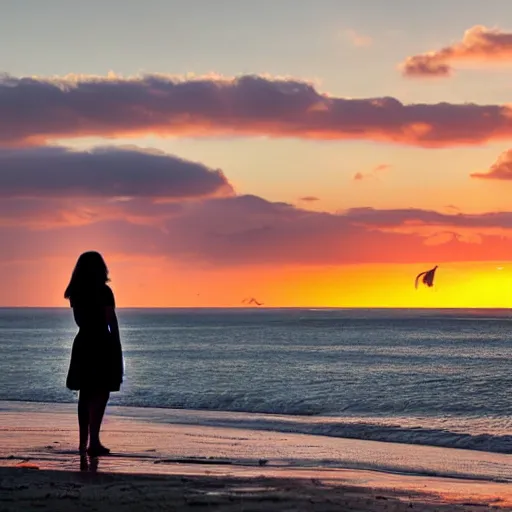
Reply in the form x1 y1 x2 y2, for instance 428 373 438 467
1 401 512 511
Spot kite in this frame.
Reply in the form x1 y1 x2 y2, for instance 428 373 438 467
415 265 438 289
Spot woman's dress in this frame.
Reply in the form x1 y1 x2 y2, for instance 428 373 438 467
66 284 123 392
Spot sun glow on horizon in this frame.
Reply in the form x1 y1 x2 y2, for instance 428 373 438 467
2 257 511 309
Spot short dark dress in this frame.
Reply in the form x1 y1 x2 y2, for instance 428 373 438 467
66 284 123 392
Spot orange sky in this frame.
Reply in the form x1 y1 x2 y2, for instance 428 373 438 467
2 255 511 309
3 6 512 307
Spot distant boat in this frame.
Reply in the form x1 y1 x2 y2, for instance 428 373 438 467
415 265 438 289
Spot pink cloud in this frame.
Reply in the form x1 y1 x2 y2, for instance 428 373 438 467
373 164 391 172
471 149 512 180
1 74 512 148
153 201 512 265
344 29 373 48
401 25 512 78
342 206 512 231
353 163 390 181
2 141 512 267
4 194 512 267
0 197 184 229
299 196 320 202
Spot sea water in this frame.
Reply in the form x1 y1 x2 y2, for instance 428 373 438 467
2 307 512 454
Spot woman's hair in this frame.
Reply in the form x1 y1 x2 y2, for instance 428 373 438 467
64 251 110 299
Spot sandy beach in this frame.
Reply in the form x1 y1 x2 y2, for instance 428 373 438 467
3 466 509 512
1 402 512 511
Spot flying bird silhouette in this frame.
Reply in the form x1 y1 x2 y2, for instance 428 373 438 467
415 265 438 289
242 297 264 306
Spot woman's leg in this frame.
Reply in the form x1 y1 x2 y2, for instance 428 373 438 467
88 391 110 450
77 390 90 453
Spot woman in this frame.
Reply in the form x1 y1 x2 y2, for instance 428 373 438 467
65 251 124 456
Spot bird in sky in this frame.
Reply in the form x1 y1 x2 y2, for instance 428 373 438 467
415 265 438 289
242 297 264 306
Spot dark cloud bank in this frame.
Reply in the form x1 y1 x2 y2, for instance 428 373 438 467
1 73 512 147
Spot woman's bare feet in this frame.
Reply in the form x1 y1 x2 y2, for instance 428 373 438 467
86 444 111 457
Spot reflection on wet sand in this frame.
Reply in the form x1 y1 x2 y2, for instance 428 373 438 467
80 455 99 473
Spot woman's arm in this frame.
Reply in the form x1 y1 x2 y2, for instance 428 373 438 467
106 306 124 378
106 306 120 339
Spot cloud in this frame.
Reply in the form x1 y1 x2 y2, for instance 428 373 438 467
152 199 512 265
299 196 320 202
2 73 512 148
5 195 512 266
374 164 391 172
471 149 512 180
401 25 512 78
99 200 512 265
0 197 184 229
353 163 390 181
0 145 233 199
344 29 373 47
342 206 512 231
444 205 461 213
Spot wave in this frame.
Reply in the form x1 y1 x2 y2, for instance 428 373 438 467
106 396 512 455
4 396 512 456
141 413 512 455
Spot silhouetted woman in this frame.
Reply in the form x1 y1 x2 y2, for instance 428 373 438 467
65 251 124 456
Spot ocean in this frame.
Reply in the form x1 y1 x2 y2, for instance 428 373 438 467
2 307 512 455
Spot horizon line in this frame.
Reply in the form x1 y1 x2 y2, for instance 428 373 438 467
0 306 511 310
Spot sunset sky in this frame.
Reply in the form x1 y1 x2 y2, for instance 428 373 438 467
3 0 512 307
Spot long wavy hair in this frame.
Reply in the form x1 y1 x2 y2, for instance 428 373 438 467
64 251 110 300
